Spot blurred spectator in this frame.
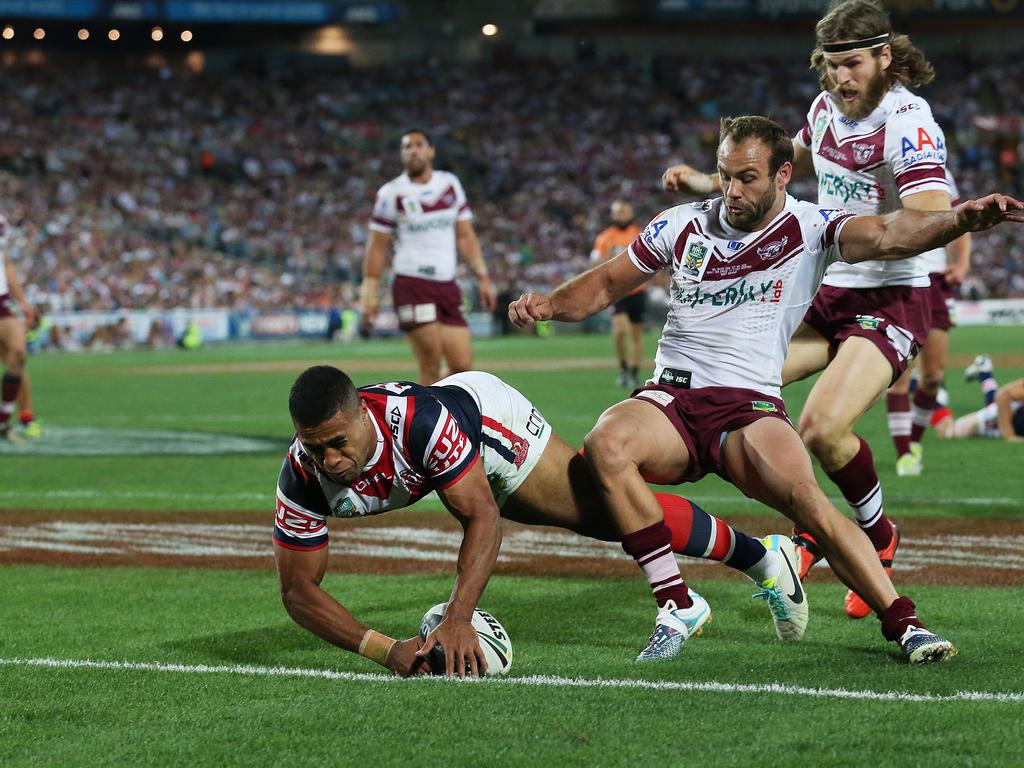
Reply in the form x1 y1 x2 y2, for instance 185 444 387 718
0 51 1020 312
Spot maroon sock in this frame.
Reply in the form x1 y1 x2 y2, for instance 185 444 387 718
0 373 21 428
879 596 923 642
886 392 912 457
826 436 894 551
622 521 692 609
910 389 938 443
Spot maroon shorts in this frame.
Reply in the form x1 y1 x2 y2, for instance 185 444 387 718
392 275 467 331
0 294 14 319
631 384 792 483
927 272 955 332
802 285 931 384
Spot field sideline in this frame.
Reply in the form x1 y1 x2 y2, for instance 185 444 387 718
1 326 1023 766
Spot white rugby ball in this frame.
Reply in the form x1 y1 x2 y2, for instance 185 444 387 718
419 603 513 676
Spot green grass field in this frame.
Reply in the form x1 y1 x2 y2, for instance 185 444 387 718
2 326 1023 767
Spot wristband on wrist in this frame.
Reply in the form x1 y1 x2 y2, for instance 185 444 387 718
358 629 397 666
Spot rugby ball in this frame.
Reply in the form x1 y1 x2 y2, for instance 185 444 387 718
419 603 513 676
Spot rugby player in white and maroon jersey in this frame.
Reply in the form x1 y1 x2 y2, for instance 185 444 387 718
884 169 970 477
0 214 33 441
663 0 957 620
275 366 811 676
510 115 1023 663
360 129 497 385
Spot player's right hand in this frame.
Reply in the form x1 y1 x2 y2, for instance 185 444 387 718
662 164 714 194
385 636 432 677
507 292 552 327
359 303 378 334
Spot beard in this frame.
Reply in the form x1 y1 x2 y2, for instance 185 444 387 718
831 66 889 121
724 184 778 231
405 158 427 178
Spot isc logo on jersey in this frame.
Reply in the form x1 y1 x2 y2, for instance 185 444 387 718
900 127 945 167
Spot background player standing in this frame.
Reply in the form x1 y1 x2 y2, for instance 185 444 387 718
591 200 646 387
663 0 951 620
0 215 33 442
885 171 970 475
361 129 497 384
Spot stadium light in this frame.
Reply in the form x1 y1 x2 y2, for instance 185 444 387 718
482 24 498 36
78 29 89 41
2 26 14 40
33 28 45 41
108 29 120 41
181 29 193 42
151 27 163 42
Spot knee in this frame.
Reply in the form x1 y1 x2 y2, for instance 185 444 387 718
583 422 636 479
920 370 944 392
786 482 831 533
5 346 26 372
796 410 845 459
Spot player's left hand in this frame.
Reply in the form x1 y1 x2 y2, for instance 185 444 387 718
944 260 969 287
416 616 487 678
956 194 1024 232
478 276 498 313
507 292 552 327
20 303 35 328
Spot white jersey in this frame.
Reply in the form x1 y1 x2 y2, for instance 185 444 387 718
0 214 9 295
368 170 473 283
796 83 949 288
920 169 962 274
629 196 854 397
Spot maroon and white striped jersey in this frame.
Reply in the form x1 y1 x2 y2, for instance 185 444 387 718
629 196 854 397
368 170 472 283
796 84 948 289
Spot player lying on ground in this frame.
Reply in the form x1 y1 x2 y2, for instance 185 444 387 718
932 355 1024 442
508 115 1024 663
275 366 805 677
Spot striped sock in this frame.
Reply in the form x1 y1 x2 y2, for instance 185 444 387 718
910 389 938 443
886 392 912 457
0 373 20 430
621 521 692 609
656 492 770 579
826 436 894 551
981 376 998 406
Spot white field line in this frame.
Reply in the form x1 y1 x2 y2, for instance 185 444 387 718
1 657 1021 704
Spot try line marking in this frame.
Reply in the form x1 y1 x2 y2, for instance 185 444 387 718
2 657 1021 704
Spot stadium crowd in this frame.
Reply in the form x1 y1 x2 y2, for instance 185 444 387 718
1 51 1021 315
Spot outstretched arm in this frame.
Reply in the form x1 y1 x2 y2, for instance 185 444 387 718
662 138 813 194
416 458 502 678
838 194 1024 265
507 251 650 326
275 542 429 676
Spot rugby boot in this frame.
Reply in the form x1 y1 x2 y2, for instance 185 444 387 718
753 535 808 641
899 625 958 664
845 520 900 619
791 531 823 581
635 590 711 661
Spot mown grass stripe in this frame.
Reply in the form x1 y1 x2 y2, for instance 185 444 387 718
2 657 1022 704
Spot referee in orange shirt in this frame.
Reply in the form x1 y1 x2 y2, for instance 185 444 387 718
590 200 645 387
